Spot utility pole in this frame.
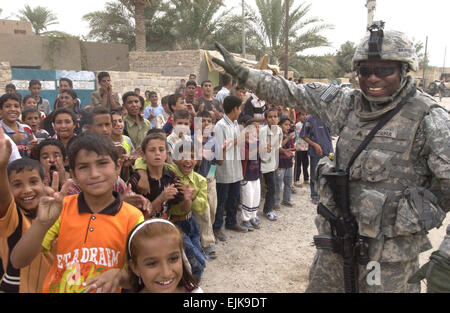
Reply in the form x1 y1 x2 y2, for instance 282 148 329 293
366 0 376 30
284 0 289 79
422 36 428 89
242 0 246 57
442 46 447 74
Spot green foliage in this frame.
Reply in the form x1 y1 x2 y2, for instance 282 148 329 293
17 5 59 35
83 1 136 48
335 41 356 76
245 0 333 65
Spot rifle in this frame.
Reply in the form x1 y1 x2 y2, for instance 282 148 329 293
314 169 369 293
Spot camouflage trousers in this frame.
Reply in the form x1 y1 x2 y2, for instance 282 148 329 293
305 249 421 293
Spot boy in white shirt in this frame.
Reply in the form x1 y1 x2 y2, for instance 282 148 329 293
259 108 282 221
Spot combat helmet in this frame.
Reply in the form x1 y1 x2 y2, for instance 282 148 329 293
352 21 418 72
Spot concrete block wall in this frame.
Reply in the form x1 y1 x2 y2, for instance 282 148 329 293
0 61 12 93
104 70 186 104
129 50 204 79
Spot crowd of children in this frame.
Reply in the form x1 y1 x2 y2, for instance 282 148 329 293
0 72 323 293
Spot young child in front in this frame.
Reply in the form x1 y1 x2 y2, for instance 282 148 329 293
51 108 77 149
28 80 50 116
22 108 50 140
167 140 208 283
110 110 135 154
34 138 70 189
192 110 217 260
0 126 54 292
126 219 202 293
274 117 295 208
10 132 144 293
167 109 192 160
239 116 262 230
0 93 35 157
162 93 188 135
259 108 282 221
129 132 185 220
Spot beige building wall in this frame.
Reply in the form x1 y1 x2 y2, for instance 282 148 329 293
0 19 33 35
0 33 129 71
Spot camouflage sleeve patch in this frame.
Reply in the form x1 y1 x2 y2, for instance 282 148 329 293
245 68 354 136
320 84 340 103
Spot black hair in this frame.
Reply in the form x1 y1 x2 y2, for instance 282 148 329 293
186 80 197 88
264 107 279 118
223 95 242 114
238 114 253 126
161 95 169 105
146 128 166 136
67 132 119 171
138 95 145 107
279 116 291 126
189 73 196 78
122 91 140 105
59 77 73 88
5 83 16 90
196 110 212 119
22 94 36 105
213 86 221 92
0 93 21 109
97 72 110 83
21 107 41 120
35 138 67 161
221 73 232 86
141 132 168 152
168 93 184 113
110 108 122 117
85 106 112 125
28 80 41 88
61 89 77 99
148 91 157 97
173 109 190 122
201 80 212 87
7 157 44 180
52 108 77 124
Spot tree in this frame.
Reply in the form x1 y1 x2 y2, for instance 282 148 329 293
83 1 136 48
163 0 229 50
17 5 58 35
335 41 356 76
245 0 332 66
119 0 152 51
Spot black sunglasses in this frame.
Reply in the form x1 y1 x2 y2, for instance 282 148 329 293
357 65 398 78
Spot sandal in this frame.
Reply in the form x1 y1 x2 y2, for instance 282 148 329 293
264 211 278 221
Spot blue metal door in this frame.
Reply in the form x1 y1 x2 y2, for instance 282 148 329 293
11 68 96 110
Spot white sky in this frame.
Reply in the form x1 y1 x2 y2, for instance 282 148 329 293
2 0 449 67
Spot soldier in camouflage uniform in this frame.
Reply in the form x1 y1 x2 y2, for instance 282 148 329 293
212 22 450 292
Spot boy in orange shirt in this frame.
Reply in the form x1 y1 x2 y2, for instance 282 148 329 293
0 125 54 292
11 132 144 293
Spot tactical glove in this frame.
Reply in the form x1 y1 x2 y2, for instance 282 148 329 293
212 42 249 87
408 250 450 293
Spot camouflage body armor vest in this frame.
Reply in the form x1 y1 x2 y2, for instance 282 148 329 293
316 91 446 263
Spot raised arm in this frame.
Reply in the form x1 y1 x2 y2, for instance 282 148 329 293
212 42 354 136
0 126 13 218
